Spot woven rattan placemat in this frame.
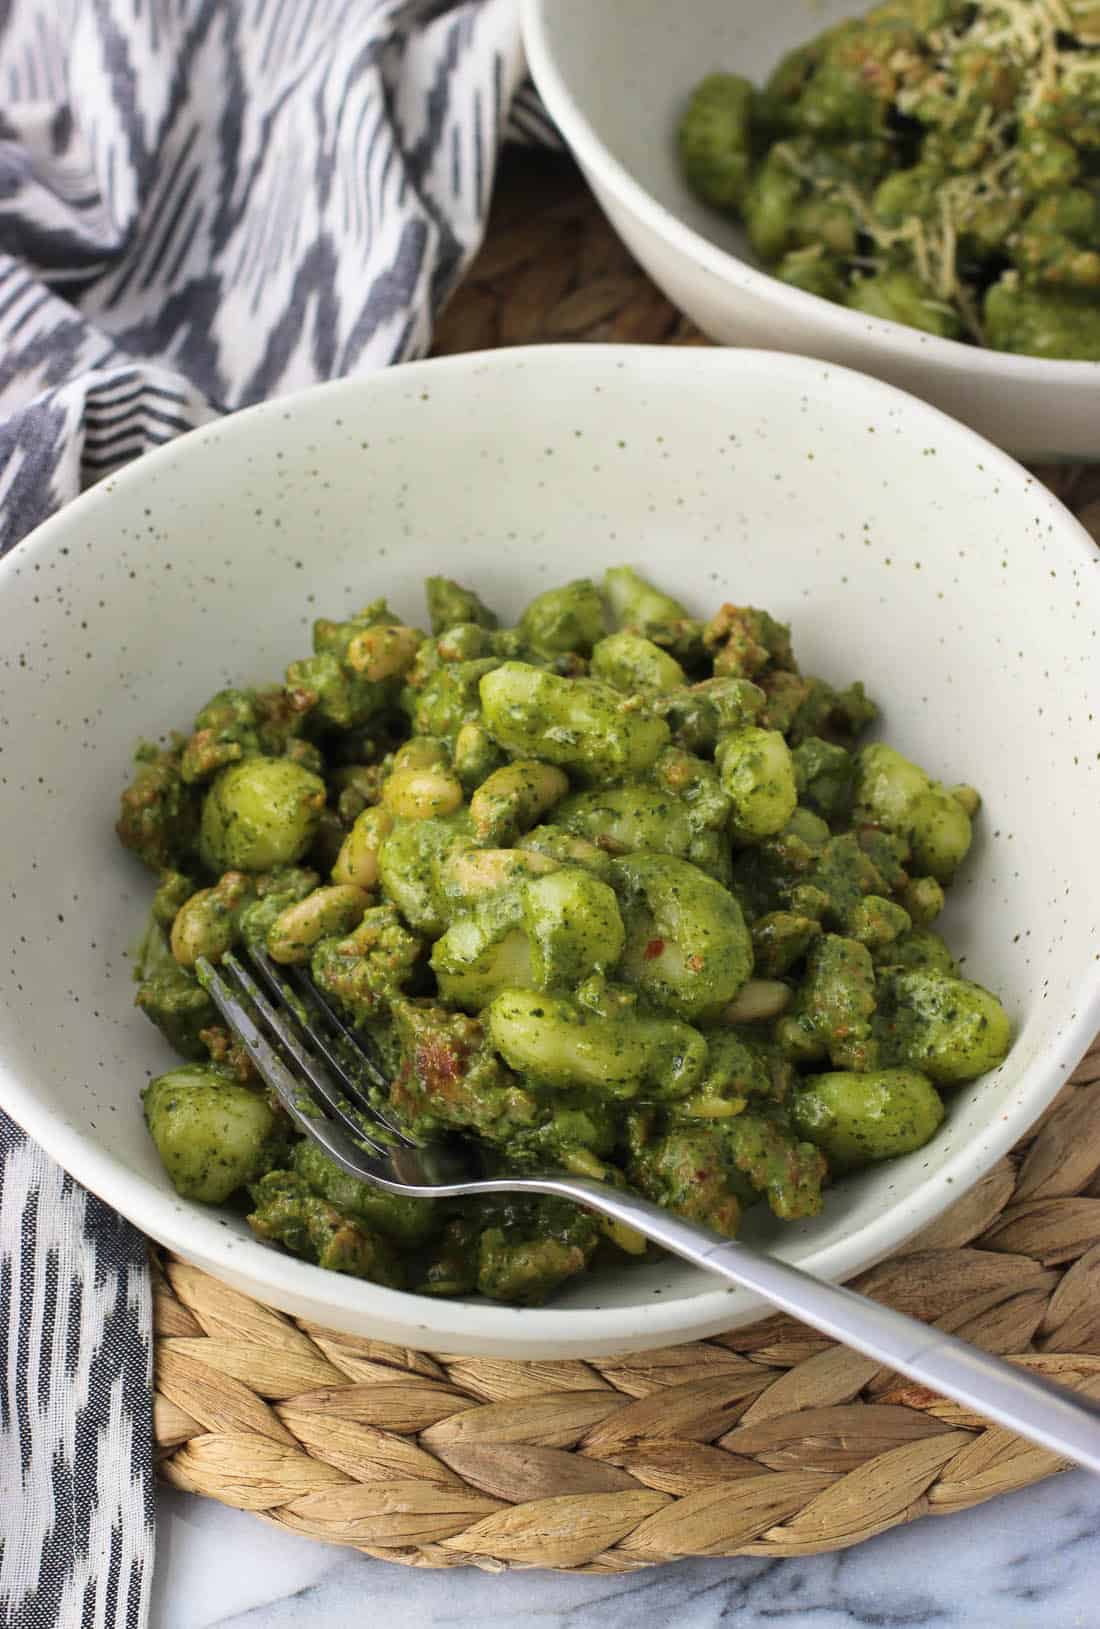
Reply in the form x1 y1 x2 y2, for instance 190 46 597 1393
152 150 1100 1572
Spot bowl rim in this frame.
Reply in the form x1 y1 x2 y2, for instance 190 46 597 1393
521 0 1100 383
4 341 1100 1354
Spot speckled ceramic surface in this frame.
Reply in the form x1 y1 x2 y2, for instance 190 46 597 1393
522 0 1100 463
1 344 1098 1357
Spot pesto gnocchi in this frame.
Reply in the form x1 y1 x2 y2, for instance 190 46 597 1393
679 0 1100 359
119 565 1011 1305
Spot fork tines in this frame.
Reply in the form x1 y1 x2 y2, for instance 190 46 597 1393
195 948 404 1161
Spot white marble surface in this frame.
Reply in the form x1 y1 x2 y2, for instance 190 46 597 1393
151 1471 1100 1629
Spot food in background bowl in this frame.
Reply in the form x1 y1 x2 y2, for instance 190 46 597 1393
120 564 1011 1306
678 0 1100 359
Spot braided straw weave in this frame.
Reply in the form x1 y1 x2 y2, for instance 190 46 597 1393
152 151 1100 1570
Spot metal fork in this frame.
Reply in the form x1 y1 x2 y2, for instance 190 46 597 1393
197 946 1100 1475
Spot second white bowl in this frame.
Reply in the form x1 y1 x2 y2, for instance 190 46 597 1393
523 0 1100 462
1 345 1098 1356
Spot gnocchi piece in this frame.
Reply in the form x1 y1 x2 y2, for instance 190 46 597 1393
469 759 570 844
522 867 626 989
487 988 707 1099
480 662 670 780
854 744 974 881
791 1068 944 1167
717 726 798 842
613 853 753 1023
877 970 1012 1084
143 1065 286 1203
199 757 325 873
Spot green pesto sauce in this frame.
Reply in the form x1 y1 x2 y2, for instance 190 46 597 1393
121 566 1012 1305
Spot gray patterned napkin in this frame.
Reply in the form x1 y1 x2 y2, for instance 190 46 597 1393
0 3 553 1622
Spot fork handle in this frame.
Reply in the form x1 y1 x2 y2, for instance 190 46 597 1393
558 1177 1100 1474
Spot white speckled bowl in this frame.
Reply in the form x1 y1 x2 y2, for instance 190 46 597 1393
1 345 1098 1358
522 0 1100 462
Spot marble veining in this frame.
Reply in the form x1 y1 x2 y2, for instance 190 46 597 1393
151 1472 1100 1629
